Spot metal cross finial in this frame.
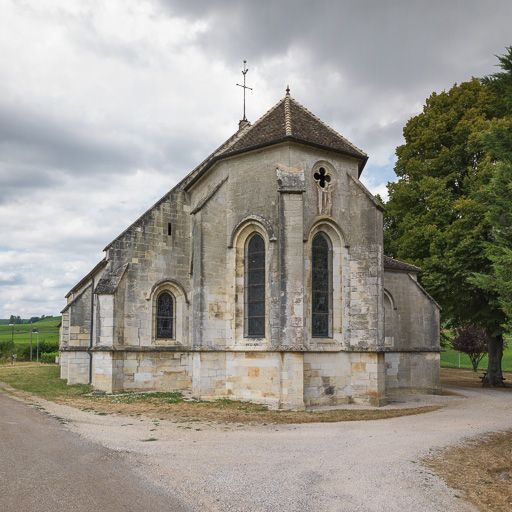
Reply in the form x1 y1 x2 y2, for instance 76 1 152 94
286 85 290 96
236 59 253 121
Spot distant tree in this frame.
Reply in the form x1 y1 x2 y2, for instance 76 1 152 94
0 339 15 361
452 325 489 372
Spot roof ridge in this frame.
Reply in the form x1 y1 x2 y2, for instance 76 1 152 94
383 255 422 272
284 94 292 136
288 96 367 157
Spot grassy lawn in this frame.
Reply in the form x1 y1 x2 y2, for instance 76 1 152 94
0 316 60 347
0 316 60 362
440 367 512 389
0 363 90 400
0 364 442 424
441 345 512 372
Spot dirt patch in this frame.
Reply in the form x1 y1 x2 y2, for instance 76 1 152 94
425 431 512 512
441 368 512 389
0 365 444 425
0 379 442 425
56 394 443 424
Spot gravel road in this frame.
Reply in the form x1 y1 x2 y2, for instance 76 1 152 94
0 392 188 512
3 388 511 512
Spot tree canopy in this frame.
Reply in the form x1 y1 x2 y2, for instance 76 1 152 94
384 47 512 385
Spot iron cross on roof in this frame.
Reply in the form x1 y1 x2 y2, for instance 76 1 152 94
236 60 253 121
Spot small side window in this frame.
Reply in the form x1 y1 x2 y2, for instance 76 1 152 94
156 291 174 339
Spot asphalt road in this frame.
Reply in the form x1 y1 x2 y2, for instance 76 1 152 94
0 393 188 512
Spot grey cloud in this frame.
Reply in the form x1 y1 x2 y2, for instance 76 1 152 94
160 0 512 91
1 0 511 316
0 101 140 172
0 273 24 286
0 100 208 205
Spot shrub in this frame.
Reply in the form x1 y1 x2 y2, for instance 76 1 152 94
0 339 15 362
16 340 59 361
36 340 59 354
452 325 489 371
40 351 59 364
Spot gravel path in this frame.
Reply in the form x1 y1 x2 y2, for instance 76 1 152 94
19 388 512 512
0 393 188 512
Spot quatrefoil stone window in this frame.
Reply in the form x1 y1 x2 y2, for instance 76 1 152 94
313 167 331 188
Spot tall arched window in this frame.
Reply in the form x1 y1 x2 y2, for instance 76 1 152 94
383 291 395 347
245 233 265 337
312 232 332 337
156 291 174 339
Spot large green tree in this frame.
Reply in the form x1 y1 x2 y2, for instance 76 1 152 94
385 49 512 385
469 48 512 384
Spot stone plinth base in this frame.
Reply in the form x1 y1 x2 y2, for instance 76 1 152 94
59 348 440 410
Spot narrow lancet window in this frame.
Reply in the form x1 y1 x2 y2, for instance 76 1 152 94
245 233 265 337
156 291 174 338
312 232 332 337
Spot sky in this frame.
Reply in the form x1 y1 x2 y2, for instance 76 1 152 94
1 0 511 317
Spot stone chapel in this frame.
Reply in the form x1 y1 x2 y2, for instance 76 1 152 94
59 90 440 409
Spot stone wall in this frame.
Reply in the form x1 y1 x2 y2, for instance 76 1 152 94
59 350 68 379
87 349 390 409
60 139 440 408
92 351 193 393
68 285 92 347
62 351 90 385
185 143 383 352
385 352 440 393
383 270 440 351
106 187 192 348
304 352 386 407
224 352 304 409
382 271 440 394
192 352 227 398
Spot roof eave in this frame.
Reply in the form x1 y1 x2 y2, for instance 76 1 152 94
358 155 368 176
183 136 367 192
384 267 421 274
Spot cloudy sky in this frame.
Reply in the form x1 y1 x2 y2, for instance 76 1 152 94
1 0 511 317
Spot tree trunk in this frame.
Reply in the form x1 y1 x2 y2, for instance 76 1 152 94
482 334 505 386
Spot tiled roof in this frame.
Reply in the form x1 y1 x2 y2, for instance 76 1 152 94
94 263 129 294
384 255 421 273
182 92 367 191
221 93 367 165
227 100 287 153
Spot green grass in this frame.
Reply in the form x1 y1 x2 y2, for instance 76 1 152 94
0 364 90 400
0 317 60 361
107 391 184 404
441 345 512 372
